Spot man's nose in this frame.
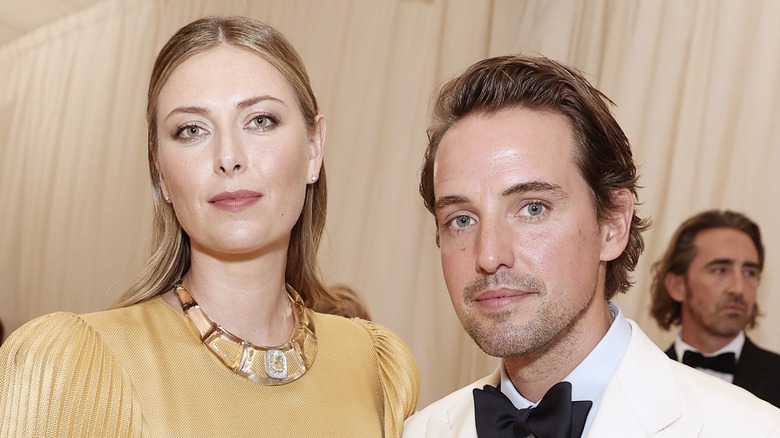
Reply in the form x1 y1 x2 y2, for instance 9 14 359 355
475 218 515 274
728 271 746 295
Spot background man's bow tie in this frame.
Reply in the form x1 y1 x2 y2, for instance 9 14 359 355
682 350 737 374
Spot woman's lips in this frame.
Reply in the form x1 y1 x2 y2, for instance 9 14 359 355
208 190 263 211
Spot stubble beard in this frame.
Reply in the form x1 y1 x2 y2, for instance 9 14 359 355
687 286 753 338
458 270 595 358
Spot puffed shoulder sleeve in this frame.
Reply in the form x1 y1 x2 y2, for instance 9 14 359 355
0 312 148 437
353 318 420 438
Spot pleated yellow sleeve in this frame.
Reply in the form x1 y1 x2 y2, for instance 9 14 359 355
353 318 420 438
0 312 149 437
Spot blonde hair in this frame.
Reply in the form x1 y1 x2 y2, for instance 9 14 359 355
313 284 372 320
113 16 331 308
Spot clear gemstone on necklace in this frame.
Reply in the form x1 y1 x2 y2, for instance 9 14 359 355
265 349 288 378
174 282 316 385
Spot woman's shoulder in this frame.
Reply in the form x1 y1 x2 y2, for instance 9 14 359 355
348 317 420 392
311 311 413 357
0 310 148 435
1 298 170 358
0 305 156 372
80 296 170 330
311 311 420 436
3 311 91 351
350 318 415 359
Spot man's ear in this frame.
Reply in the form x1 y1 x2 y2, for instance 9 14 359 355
599 188 633 262
665 272 687 303
307 115 326 182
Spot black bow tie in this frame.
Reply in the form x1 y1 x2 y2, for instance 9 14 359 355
681 350 737 374
473 381 592 438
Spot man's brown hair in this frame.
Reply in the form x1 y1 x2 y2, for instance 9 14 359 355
420 55 649 300
650 209 763 329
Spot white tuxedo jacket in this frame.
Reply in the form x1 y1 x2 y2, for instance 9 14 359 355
403 320 780 437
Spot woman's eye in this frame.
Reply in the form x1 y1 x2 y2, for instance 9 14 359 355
177 125 204 138
251 115 276 129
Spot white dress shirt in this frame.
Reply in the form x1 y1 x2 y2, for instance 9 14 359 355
498 302 631 437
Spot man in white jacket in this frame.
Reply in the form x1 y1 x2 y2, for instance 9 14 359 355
403 54 780 437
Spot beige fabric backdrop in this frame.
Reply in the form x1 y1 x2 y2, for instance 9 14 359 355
1 0 779 407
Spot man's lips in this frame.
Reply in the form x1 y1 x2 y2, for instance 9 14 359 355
723 304 746 312
473 288 534 310
208 190 262 211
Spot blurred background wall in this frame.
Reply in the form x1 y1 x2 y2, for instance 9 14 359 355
1 0 779 406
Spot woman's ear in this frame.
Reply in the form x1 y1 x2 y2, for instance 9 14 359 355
599 188 633 262
307 115 326 182
156 160 171 202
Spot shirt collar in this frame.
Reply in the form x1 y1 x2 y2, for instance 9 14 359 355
499 302 631 435
673 331 745 361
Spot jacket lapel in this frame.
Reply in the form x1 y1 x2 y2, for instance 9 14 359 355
445 367 501 438
732 337 767 395
649 420 704 437
587 320 701 437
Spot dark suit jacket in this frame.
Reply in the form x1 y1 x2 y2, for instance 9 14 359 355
666 336 780 408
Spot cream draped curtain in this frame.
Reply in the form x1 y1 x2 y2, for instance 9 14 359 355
1 0 779 407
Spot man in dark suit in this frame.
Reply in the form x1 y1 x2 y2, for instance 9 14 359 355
651 209 780 407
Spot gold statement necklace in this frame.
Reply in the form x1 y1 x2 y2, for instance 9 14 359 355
174 283 317 385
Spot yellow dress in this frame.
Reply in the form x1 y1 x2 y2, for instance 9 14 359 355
0 296 420 437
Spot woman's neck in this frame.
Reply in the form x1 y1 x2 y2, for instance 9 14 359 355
164 246 295 347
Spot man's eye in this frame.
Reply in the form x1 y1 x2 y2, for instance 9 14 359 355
453 215 472 228
524 202 545 216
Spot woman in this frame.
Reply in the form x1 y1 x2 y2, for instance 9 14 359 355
0 16 419 437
